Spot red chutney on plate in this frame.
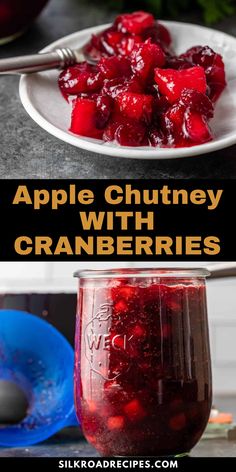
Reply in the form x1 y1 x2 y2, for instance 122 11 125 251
59 11 226 148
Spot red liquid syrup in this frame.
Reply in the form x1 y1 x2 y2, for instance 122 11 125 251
75 274 212 456
0 0 49 41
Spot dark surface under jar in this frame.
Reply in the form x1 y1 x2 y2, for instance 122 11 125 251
75 271 212 456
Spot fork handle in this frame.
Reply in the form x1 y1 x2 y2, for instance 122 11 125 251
0 48 76 75
207 263 236 278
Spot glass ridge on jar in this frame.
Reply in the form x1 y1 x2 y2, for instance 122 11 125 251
74 268 212 457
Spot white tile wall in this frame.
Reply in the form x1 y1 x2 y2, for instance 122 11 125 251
0 261 131 292
206 277 236 394
0 262 48 279
0 262 52 291
0 261 235 394
214 325 236 365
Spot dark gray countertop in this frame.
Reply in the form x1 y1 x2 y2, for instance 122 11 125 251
0 0 236 179
0 396 236 457
1 429 236 458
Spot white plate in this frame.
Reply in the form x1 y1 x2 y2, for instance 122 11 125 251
19 21 236 160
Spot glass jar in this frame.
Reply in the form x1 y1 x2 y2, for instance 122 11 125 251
74 268 212 456
0 0 49 45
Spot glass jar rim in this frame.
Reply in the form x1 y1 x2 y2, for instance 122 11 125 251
74 267 210 279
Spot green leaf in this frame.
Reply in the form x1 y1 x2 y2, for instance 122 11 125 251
165 0 190 16
142 0 163 16
105 0 124 10
197 0 236 23
101 0 236 24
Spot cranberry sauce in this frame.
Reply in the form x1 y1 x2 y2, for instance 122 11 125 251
0 0 48 41
75 271 212 456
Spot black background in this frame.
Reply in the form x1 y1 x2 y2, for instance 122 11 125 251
0 457 235 469
0 179 231 261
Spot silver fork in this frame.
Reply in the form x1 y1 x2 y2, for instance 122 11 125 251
0 45 96 75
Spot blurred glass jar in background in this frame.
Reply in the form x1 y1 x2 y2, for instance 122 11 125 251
0 0 49 45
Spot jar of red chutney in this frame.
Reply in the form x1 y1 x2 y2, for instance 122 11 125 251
74 268 212 456
0 0 49 45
